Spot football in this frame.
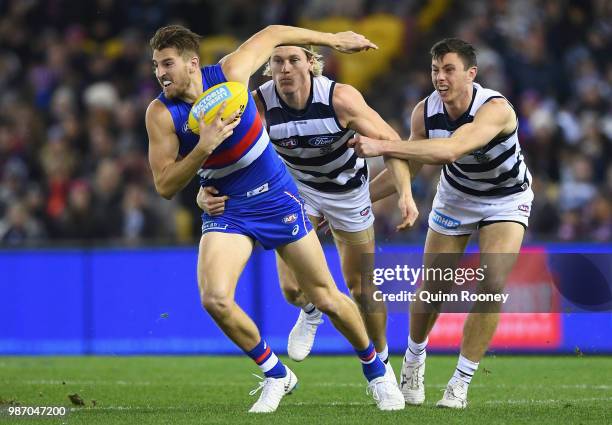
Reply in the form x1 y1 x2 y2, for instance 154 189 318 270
187 81 247 134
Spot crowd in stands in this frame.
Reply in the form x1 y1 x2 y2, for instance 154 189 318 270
0 0 609 246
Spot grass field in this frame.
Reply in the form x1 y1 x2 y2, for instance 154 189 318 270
1 355 610 424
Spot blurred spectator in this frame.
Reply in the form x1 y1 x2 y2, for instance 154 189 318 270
0 200 46 245
58 179 98 240
121 183 157 244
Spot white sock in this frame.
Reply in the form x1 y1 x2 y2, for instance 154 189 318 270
302 303 320 316
377 344 389 364
405 335 427 363
451 354 479 385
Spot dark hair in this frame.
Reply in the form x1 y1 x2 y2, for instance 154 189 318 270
430 38 477 69
149 25 201 58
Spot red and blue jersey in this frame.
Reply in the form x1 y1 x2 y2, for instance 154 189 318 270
156 64 288 196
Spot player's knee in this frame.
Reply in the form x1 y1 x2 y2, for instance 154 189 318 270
349 286 365 306
201 293 233 319
309 291 341 318
281 286 303 306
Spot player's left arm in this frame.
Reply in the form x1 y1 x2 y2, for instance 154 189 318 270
334 83 419 229
351 98 515 164
251 89 267 123
220 25 377 85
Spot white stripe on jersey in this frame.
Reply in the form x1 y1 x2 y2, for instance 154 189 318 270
197 130 269 180
273 130 353 158
287 159 366 185
286 149 362 174
269 118 342 139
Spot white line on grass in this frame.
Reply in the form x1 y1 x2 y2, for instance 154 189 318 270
485 397 612 405
8 380 612 391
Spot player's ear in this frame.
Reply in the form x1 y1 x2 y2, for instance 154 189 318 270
189 55 200 72
468 66 477 82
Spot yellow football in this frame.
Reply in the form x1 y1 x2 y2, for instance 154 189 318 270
187 81 248 135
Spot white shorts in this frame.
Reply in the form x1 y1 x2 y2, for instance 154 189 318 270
428 185 534 236
297 181 375 233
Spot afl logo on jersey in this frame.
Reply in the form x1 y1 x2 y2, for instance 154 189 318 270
360 206 371 217
283 213 298 224
308 136 335 147
278 138 298 149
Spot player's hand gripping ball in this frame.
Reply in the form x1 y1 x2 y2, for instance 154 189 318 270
188 82 247 134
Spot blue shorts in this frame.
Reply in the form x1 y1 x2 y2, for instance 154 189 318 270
201 175 313 250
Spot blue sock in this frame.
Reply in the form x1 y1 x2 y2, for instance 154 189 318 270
356 342 386 381
245 339 286 378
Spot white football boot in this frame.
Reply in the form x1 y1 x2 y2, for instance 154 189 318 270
248 367 298 413
399 357 426 405
366 374 405 411
384 360 399 386
287 309 323 361
436 378 468 409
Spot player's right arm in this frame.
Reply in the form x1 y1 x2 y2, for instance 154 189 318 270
220 25 377 85
196 90 264 214
368 100 425 203
146 100 240 199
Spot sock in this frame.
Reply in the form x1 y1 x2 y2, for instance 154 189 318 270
405 335 427 363
245 340 286 378
377 344 389 364
302 303 320 316
356 342 386 381
451 354 479 385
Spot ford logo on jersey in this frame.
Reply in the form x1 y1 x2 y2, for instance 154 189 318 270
432 209 460 229
308 136 335 147
278 138 298 148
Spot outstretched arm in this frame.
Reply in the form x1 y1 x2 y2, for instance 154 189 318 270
220 25 377 85
350 98 515 164
369 100 426 202
333 84 419 230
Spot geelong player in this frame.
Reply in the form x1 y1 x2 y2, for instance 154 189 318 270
198 45 417 378
350 38 534 408
145 25 405 413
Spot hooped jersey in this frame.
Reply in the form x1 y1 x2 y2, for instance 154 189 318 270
257 75 366 193
425 82 531 200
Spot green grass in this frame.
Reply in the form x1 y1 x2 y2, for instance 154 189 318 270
1 355 610 424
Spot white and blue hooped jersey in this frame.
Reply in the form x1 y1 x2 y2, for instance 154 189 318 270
257 75 366 193
425 82 531 200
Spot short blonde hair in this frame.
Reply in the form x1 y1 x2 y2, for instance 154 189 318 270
263 45 324 77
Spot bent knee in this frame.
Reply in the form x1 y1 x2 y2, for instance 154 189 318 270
201 293 233 318
347 286 363 303
282 286 303 305
308 291 342 317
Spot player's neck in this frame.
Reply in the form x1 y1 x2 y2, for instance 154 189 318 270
181 73 204 104
279 79 311 111
444 86 473 121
